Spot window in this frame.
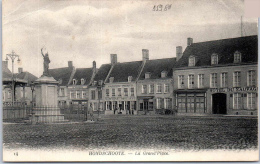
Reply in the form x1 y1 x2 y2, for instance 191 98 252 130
164 84 170 93
106 89 109 97
70 92 75 99
248 93 256 109
124 88 128 96
109 77 114 83
98 90 102 99
164 98 171 109
211 54 218 65
233 71 241 87
188 74 195 89
81 78 85 85
82 91 87 98
189 56 195 66
112 88 115 97
234 93 242 109
145 72 151 79
221 72 228 88
210 73 217 88
142 85 147 94
234 51 241 63
128 76 133 82
156 98 163 109
118 88 122 96
248 70 256 86
198 74 204 88
76 91 81 99
161 71 167 78
157 84 162 93
149 84 154 93
91 90 96 100
73 79 76 85
178 75 185 89
131 88 134 96
60 88 65 96
3 91 5 101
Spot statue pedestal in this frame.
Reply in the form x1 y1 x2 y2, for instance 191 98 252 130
30 75 65 123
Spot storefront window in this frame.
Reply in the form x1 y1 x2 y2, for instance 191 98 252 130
221 72 228 88
156 98 163 109
234 93 242 109
248 93 256 109
233 71 241 87
164 98 171 109
248 70 256 86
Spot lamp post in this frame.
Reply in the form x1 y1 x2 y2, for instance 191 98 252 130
6 50 21 106
97 80 104 119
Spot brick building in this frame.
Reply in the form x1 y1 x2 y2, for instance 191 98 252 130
173 35 258 115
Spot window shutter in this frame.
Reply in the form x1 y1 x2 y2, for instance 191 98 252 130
230 93 233 109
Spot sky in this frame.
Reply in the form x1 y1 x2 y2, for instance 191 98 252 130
2 0 258 77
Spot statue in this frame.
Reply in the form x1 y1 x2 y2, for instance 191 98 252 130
41 47 51 76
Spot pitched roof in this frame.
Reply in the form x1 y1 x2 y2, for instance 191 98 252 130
176 35 258 68
49 67 73 85
107 61 143 82
69 68 93 85
93 64 112 82
15 71 38 83
139 58 177 80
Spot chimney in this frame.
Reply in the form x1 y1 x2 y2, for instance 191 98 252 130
176 46 183 61
92 61 96 73
68 61 73 68
2 61 8 68
18 67 23 73
187 37 193 46
142 49 149 61
110 54 117 65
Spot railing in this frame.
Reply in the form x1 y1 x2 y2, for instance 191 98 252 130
3 105 31 121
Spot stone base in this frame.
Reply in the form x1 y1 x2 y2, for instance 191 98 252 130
29 107 65 124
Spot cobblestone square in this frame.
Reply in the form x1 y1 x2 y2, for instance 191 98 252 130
3 115 258 151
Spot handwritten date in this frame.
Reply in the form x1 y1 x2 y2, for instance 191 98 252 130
153 4 172 11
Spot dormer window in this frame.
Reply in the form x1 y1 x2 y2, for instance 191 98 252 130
81 78 85 85
72 79 76 85
188 56 196 67
234 51 241 63
98 80 103 86
211 53 218 65
161 71 167 78
128 76 133 82
109 77 114 83
59 79 62 84
93 81 97 86
145 72 151 79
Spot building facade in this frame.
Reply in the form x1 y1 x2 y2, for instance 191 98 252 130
173 35 258 115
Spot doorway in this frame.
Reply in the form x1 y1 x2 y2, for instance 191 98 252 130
212 93 227 114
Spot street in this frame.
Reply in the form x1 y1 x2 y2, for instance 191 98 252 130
3 115 258 151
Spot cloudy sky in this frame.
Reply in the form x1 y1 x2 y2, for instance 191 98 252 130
2 0 257 77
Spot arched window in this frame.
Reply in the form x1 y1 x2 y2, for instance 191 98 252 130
81 78 85 85
73 79 76 85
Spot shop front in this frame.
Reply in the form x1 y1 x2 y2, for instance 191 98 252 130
137 96 154 115
175 89 207 114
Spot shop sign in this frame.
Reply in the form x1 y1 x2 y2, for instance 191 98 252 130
210 87 258 93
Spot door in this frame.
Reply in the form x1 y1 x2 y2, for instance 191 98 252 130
212 93 227 114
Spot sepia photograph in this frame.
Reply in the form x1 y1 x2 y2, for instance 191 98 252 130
2 0 259 162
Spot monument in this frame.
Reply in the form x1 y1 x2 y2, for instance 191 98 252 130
30 48 65 123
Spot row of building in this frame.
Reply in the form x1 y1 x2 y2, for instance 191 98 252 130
2 35 258 115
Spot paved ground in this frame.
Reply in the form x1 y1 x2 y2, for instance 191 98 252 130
3 115 258 151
